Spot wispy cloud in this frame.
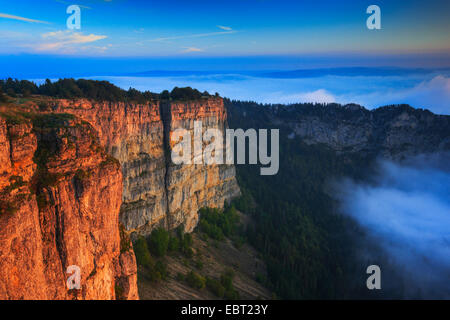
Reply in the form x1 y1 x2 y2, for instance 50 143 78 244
217 25 232 31
181 47 204 53
147 30 236 43
0 13 50 24
36 30 107 53
133 28 145 34
271 89 336 104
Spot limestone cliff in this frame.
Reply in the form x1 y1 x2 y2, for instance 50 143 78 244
0 94 239 300
162 99 240 232
0 112 138 299
47 97 240 234
284 104 450 158
227 100 450 159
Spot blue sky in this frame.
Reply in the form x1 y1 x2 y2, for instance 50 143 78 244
0 0 449 59
1 0 450 113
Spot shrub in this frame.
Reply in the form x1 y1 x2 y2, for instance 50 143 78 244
198 206 240 240
219 269 240 300
195 259 204 270
185 271 206 290
183 233 193 247
119 223 131 253
180 232 194 257
155 260 168 280
133 236 153 269
147 268 162 282
184 247 194 259
168 236 180 252
206 277 225 298
148 227 170 257
220 270 234 291
231 235 245 249
176 272 185 281
224 288 240 300
170 87 203 101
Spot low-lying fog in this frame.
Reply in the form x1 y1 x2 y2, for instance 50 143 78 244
333 153 450 298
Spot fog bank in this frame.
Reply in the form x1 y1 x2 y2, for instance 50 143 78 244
333 153 450 298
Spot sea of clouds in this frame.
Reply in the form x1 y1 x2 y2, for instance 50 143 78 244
333 153 450 298
84 69 450 115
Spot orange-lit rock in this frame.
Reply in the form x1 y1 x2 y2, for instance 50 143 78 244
49 97 240 234
0 114 137 300
0 95 239 300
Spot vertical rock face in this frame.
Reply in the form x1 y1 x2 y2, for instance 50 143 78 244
163 99 241 232
0 95 239 299
50 97 240 235
0 115 137 300
49 99 168 235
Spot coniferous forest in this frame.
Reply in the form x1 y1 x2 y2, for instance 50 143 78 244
226 99 402 299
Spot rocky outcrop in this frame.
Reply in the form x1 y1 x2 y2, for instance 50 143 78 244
48 97 240 234
0 114 137 300
288 104 450 158
229 101 450 159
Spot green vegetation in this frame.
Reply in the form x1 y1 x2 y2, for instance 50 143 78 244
220 269 240 300
180 232 194 257
168 235 180 252
155 260 169 280
176 272 185 281
206 277 225 298
169 87 207 101
133 235 168 282
119 223 131 253
226 99 374 299
194 258 204 270
204 270 239 299
0 87 8 102
0 78 213 102
198 206 240 241
148 227 170 257
133 225 195 283
133 236 154 269
30 118 67 210
185 270 206 290
32 113 75 128
133 213 246 298
0 176 27 215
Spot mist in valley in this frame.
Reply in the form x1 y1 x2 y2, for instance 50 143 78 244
333 153 450 298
